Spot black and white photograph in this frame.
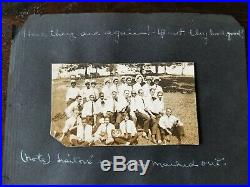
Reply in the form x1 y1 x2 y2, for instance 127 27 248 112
51 62 199 147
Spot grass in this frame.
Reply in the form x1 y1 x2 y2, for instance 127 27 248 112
51 76 199 146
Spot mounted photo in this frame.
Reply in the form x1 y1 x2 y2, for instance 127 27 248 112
51 62 199 147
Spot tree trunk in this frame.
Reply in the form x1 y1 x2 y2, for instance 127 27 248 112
85 67 88 78
155 65 159 74
140 65 143 75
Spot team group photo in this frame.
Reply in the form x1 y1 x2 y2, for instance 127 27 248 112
51 62 199 147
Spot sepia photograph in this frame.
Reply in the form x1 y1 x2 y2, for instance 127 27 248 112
51 62 199 147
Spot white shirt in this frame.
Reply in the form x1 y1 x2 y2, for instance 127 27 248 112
142 83 152 97
125 84 133 94
81 100 97 117
144 96 155 112
152 84 163 97
65 87 81 101
119 120 137 136
65 101 83 118
152 98 165 114
135 95 147 115
101 85 112 99
130 97 137 112
159 115 179 129
116 95 129 112
94 123 115 138
133 82 143 94
110 84 119 94
90 87 99 100
118 83 126 96
95 98 116 114
81 87 93 101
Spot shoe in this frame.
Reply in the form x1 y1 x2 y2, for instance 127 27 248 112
157 140 162 144
152 138 157 144
125 142 130 146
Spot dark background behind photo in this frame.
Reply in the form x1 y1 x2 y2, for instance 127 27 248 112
2 3 248 184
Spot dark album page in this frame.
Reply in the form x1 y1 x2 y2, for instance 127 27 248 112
3 13 247 184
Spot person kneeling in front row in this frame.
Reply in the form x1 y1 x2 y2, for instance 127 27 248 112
93 117 115 145
159 108 185 145
113 113 139 145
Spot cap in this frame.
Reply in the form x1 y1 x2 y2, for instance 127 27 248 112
71 80 76 83
126 76 132 80
113 77 119 82
153 77 161 81
91 80 97 84
145 76 152 80
104 78 111 83
121 76 127 80
135 74 144 80
85 79 91 84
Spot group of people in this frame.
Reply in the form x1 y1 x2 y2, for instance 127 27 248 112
58 74 185 146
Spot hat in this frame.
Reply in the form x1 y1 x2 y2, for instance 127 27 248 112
146 76 152 80
104 78 111 83
135 74 143 80
113 77 119 82
126 76 132 80
71 80 76 83
121 75 127 79
84 79 90 84
91 80 97 84
153 77 161 81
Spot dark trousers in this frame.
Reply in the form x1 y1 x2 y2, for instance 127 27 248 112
160 125 185 141
114 134 139 145
135 112 151 133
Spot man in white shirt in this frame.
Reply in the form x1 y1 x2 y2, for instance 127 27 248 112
59 95 83 141
93 117 115 145
133 74 144 94
149 91 165 144
81 94 97 128
90 79 99 101
115 90 130 127
68 117 93 146
65 80 81 106
95 92 116 127
118 76 127 96
113 114 138 145
101 78 112 99
128 90 138 125
110 77 119 94
142 76 153 97
159 108 185 144
152 77 163 97
144 88 160 143
134 89 151 140
81 79 92 101
125 76 133 94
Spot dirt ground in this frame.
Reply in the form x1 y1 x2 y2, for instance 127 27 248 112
51 77 199 146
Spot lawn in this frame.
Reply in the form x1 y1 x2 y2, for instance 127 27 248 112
51 76 199 146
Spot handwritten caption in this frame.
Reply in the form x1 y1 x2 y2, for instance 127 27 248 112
22 25 244 45
20 149 227 170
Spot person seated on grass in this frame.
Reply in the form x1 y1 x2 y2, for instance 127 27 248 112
93 117 115 145
113 113 139 146
59 95 83 142
68 117 93 146
159 108 185 145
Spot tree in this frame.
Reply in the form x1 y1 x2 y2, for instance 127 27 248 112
107 64 117 75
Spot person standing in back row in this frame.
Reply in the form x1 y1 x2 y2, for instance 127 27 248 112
65 80 81 106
